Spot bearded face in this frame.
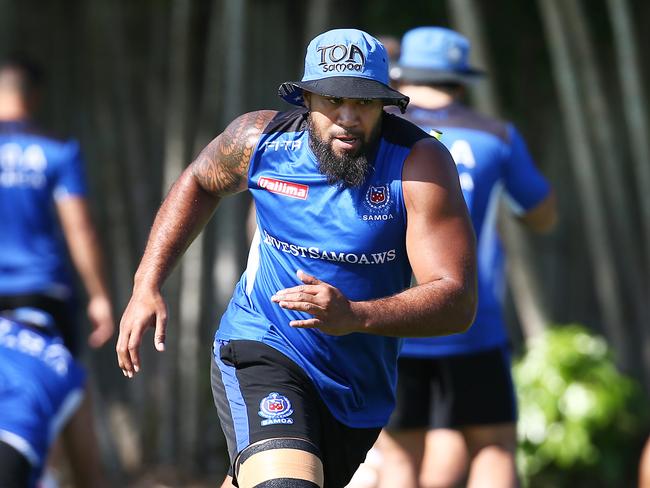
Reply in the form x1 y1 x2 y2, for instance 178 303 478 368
304 93 384 188
308 116 377 188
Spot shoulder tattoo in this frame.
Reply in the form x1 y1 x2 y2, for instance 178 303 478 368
191 110 275 195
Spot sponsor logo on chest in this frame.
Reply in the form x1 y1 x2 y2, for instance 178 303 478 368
258 176 309 200
261 140 302 151
0 143 48 189
263 230 397 265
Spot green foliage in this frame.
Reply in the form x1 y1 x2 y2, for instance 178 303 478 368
514 325 648 487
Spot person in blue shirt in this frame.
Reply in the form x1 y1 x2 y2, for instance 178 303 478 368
0 307 85 488
0 56 114 487
117 29 477 488
369 27 557 488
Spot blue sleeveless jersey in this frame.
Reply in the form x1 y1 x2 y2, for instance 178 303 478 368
395 103 550 357
0 316 85 470
0 121 87 297
216 109 429 427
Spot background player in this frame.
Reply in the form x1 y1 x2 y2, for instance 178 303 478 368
0 56 114 487
375 27 557 488
0 307 86 488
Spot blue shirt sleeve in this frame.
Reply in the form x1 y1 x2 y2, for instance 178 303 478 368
502 124 551 215
53 140 88 200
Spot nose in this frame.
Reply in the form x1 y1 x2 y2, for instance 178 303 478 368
336 101 360 128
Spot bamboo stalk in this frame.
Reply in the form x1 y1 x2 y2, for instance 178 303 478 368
605 0 650 390
537 0 629 367
159 0 194 465
562 0 646 330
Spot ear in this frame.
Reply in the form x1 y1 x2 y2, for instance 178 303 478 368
302 91 311 109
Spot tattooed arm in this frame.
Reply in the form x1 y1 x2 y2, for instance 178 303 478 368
117 110 276 377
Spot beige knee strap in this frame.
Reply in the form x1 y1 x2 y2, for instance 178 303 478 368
236 438 324 488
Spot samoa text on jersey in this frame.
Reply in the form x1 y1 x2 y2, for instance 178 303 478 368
394 103 551 357
0 316 85 470
0 121 87 297
216 108 430 428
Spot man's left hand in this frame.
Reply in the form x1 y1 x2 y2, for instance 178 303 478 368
87 295 115 348
271 270 364 336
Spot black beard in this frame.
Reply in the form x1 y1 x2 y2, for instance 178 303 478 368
307 116 375 188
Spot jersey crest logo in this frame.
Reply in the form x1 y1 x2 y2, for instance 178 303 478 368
366 185 390 209
258 176 309 200
258 392 295 426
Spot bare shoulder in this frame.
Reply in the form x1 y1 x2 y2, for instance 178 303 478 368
191 110 277 195
402 137 457 185
402 137 466 218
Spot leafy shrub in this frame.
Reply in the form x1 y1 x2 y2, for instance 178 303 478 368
514 325 648 487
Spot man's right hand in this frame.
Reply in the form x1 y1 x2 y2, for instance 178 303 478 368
114 111 273 377
116 289 167 378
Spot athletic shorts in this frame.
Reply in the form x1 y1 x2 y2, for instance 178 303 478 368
387 345 517 430
0 293 79 356
0 440 32 488
211 339 380 488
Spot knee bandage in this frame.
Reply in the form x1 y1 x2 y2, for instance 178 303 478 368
235 438 324 488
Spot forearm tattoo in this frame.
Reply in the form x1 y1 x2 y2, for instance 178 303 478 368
191 110 275 195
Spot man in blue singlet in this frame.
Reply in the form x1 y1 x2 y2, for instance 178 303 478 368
117 29 478 488
0 56 114 487
373 27 557 488
0 308 85 488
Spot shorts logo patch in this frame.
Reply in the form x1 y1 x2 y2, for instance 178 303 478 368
258 392 294 426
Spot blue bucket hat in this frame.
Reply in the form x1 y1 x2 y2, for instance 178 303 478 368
391 27 485 84
279 28 409 113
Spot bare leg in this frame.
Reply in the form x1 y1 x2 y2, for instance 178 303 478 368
419 429 468 488
375 429 426 488
61 390 107 488
221 475 235 488
41 439 66 486
462 423 518 488
346 447 382 488
640 436 650 488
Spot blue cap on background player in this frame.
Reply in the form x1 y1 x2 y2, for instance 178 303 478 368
279 28 409 113
391 27 485 84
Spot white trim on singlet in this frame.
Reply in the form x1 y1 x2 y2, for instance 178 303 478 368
477 181 504 285
245 227 262 296
48 388 84 445
503 191 525 216
0 429 39 467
